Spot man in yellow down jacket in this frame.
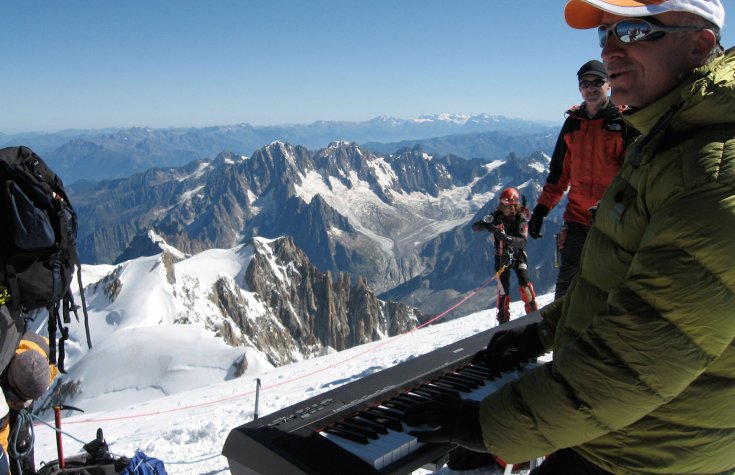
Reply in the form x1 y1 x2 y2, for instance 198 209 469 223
406 1 735 474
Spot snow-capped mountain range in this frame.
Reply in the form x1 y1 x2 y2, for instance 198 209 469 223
69 141 563 316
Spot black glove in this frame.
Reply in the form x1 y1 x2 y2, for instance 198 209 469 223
528 204 549 239
471 220 489 232
493 228 512 245
473 322 544 372
405 393 486 452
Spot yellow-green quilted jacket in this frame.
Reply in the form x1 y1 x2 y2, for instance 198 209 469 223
479 47 735 475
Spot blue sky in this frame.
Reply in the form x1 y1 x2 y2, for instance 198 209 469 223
2 1 733 134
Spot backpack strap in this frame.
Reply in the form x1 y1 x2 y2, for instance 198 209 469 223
49 301 71 374
48 303 59 367
47 292 87 374
58 319 69 374
56 195 92 351
76 270 92 349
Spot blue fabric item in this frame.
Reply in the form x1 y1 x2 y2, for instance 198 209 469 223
121 451 167 475
8 182 56 250
0 449 9 475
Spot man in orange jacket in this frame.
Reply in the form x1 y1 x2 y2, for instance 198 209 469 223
528 60 635 299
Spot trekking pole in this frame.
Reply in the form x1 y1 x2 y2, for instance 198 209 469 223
254 378 261 421
54 404 84 469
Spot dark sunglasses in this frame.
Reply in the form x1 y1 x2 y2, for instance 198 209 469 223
579 79 606 89
598 18 702 47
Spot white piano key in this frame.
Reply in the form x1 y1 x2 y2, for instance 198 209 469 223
322 430 389 469
322 425 421 469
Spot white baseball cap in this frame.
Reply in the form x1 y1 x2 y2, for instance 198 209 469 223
565 0 725 29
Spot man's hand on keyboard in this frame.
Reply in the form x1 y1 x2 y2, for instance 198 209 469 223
472 319 545 372
405 393 486 452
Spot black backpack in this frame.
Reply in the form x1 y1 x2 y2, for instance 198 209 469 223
0 146 91 373
37 428 133 475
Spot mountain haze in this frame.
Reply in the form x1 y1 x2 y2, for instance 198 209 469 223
1 114 557 182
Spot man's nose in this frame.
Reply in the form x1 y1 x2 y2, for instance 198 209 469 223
602 34 626 62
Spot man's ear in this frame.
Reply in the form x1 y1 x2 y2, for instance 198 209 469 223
688 29 718 65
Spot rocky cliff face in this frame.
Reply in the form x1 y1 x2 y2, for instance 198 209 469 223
87 233 421 367
217 236 421 366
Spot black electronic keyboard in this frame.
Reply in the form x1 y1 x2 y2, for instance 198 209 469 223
223 312 542 475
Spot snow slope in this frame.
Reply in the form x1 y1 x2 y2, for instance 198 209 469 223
30 279 553 474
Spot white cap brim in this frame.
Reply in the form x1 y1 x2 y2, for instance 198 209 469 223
564 0 724 29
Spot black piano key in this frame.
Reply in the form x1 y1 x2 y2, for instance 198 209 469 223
435 376 473 392
351 415 389 435
466 366 502 381
423 383 460 398
452 374 487 389
465 361 493 372
412 391 432 400
431 378 471 393
469 361 503 378
391 396 422 411
367 406 400 418
382 400 410 415
323 426 369 445
396 393 429 405
364 407 404 430
412 387 444 399
445 372 482 388
334 421 379 440
456 367 492 381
